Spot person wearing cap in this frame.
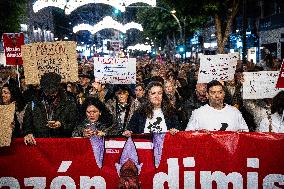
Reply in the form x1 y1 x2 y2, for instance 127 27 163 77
23 72 79 145
105 84 140 135
186 80 248 132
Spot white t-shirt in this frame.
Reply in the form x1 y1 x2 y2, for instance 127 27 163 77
186 104 249 131
257 113 284 133
144 108 167 133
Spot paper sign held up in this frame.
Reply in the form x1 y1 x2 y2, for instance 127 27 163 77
243 71 283 99
198 53 239 83
0 103 15 147
94 57 136 84
21 41 78 85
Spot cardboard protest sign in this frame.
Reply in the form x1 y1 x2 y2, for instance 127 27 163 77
0 103 15 147
276 60 284 88
94 57 136 84
2 33 25 65
21 41 78 85
198 53 238 83
243 71 283 99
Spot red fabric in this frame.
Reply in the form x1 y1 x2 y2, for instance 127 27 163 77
0 132 284 188
276 60 284 88
2 33 24 65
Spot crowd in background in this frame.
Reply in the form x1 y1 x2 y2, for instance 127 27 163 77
0 54 283 145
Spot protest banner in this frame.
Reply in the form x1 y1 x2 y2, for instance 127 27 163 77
0 132 284 188
94 57 136 84
243 71 283 99
198 53 239 83
276 60 284 88
21 41 78 85
0 103 15 147
2 33 24 65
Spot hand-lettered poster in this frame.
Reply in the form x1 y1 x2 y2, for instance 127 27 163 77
2 33 25 65
276 60 284 88
243 71 283 99
94 57 136 84
198 53 239 83
0 103 15 147
21 41 78 85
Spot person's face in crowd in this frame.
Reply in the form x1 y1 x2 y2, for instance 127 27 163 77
80 77 90 87
116 90 129 104
159 67 167 79
66 83 73 93
207 85 225 109
135 86 145 99
195 84 207 102
20 78 27 90
1 87 11 104
164 81 175 95
86 105 100 123
44 90 58 103
178 70 187 80
226 79 236 86
92 79 104 92
148 86 163 108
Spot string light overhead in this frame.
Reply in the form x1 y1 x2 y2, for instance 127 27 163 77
73 16 143 34
33 0 156 14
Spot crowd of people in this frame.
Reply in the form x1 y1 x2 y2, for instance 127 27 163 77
0 55 283 145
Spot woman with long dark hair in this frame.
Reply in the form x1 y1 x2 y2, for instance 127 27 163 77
72 97 113 137
1 81 25 137
123 81 180 136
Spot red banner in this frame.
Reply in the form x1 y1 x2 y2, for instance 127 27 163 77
276 60 284 88
2 33 24 65
0 131 284 188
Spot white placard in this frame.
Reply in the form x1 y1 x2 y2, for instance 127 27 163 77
198 53 239 83
243 71 283 99
94 57 136 84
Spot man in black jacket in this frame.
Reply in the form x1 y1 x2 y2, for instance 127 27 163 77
23 73 78 145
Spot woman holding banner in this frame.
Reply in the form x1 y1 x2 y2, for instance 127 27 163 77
123 81 180 136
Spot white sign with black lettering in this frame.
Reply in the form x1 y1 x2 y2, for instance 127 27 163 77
243 71 283 99
198 53 239 83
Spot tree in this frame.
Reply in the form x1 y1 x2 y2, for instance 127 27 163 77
203 0 239 53
164 0 239 54
134 1 208 59
0 0 27 37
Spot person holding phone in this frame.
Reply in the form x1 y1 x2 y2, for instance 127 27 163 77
23 73 78 145
186 80 248 132
72 97 113 138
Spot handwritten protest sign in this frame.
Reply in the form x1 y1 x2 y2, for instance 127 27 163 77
0 103 15 147
2 33 25 65
21 41 78 85
276 60 284 88
94 57 136 84
198 53 239 83
243 71 283 99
